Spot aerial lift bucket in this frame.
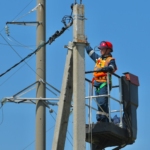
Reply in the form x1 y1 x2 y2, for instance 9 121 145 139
85 72 139 150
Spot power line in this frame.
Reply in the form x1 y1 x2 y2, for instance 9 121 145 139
0 38 40 77
0 0 34 33
0 56 34 87
11 0 34 22
0 42 35 48
22 125 55 150
0 33 40 78
22 110 73 150
0 14 73 78
0 107 4 126
0 33 31 59
0 4 74 149
0 33 31 58
12 3 41 22
0 9 73 92
9 35 35 51
50 111 73 147
74 0 82 4
0 34 45 84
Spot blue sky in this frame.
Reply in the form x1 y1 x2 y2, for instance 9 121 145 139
0 0 149 150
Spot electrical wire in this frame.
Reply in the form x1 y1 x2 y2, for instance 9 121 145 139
0 107 4 126
0 34 49 88
0 10 73 78
13 3 41 22
0 42 35 48
0 33 28 61
11 0 34 22
1 3 74 149
0 34 43 88
8 35 35 51
22 125 55 150
0 61 29 87
0 0 34 33
74 0 83 4
0 40 38 88
22 140 35 150
0 33 40 78
0 3 73 90
0 36 40 77
51 110 73 147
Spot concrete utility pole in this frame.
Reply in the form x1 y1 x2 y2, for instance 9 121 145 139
73 4 86 150
36 1 46 150
52 42 73 150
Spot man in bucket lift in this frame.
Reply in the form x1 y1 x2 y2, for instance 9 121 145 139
85 41 117 123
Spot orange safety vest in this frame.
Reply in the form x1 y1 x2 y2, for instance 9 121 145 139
93 57 115 83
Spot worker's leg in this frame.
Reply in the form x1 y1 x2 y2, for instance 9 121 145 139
95 84 109 122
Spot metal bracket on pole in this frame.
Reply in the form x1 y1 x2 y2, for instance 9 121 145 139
64 41 74 49
0 80 60 105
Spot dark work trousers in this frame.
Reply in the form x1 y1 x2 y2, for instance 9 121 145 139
95 83 109 122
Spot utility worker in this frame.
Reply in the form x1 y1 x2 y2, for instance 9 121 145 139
85 41 117 122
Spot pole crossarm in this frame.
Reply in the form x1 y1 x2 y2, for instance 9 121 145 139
6 21 40 26
13 81 38 98
0 80 60 106
1 97 59 103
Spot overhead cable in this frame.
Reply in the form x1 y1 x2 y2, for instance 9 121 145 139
0 5 73 78
22 125 55 150
74 0 83 4
0 57 34 87
0 33 38 77
0 107 4 126
0 0 34 33
8 35 34 51
0 42 34 48
13 2 40 22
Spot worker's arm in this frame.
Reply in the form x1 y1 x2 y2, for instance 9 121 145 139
85 45 99 62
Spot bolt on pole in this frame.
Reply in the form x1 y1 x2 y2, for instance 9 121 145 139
36 1 46 150
73 4 86 150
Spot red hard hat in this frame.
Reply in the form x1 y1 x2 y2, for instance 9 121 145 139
98 41 113 52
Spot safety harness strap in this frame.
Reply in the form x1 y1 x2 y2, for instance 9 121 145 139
96 82 107 92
